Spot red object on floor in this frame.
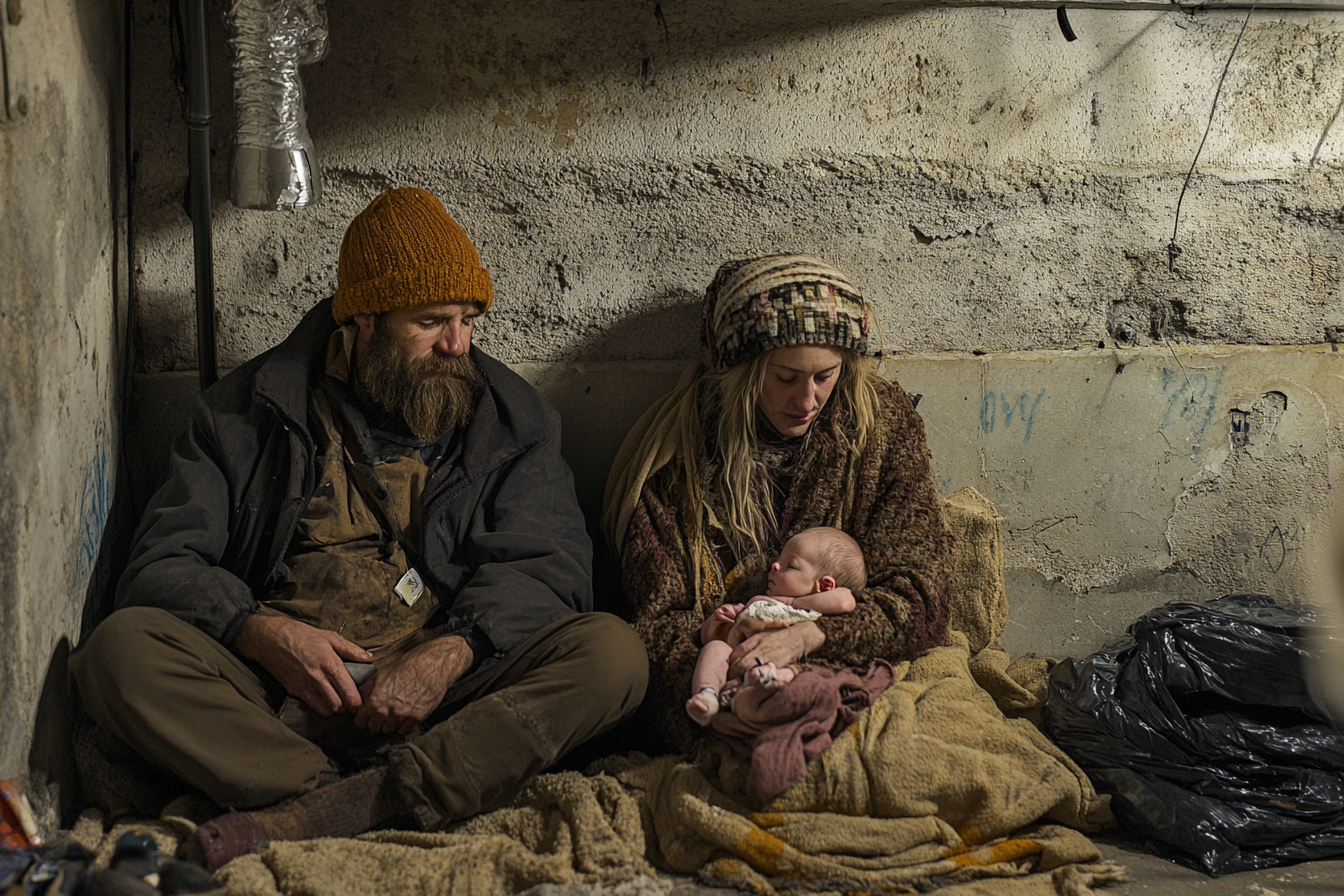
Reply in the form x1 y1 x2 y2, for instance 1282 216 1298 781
0 779 41 849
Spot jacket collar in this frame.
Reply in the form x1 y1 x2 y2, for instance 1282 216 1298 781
457 349 546 481
252 297 336 425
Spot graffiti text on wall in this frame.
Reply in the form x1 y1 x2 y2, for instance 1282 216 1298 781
1160 367 1223 451
981 389 1046 442
74 448 111 584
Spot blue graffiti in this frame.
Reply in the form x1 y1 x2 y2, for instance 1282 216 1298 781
980 389 1046 441
74 448 111 583
1159 367 1223 450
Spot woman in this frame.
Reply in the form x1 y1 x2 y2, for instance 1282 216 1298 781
604 254 954 753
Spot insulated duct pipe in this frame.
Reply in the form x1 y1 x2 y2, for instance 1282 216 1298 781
225 0 328 210
184 0 218 390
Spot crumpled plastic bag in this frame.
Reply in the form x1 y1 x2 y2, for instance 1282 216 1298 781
1043 593 1344 876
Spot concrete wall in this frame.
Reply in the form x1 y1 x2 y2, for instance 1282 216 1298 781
128 2 1344 654
1 0 128 830
892 345 1344 654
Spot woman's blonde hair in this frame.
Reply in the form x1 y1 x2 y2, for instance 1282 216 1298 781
704 346 883 559
602 255 885 605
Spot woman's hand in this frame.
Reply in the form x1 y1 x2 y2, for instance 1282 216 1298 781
726 620 824 681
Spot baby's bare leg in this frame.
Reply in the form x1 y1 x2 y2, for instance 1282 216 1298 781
687 640 733 726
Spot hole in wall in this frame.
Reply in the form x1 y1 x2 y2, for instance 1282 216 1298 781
1230 409 1250 449
1229 391 1287 450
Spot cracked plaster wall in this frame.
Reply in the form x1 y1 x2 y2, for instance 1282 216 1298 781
890 344 1344 654
128 1 1344 650
1 0 128 830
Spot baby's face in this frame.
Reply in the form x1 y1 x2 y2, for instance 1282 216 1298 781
767 536 823 597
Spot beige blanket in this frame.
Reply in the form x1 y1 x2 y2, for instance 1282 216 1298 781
67 488 1123 894
604 634 1118 895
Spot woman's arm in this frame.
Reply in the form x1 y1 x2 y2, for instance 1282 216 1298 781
722 588 851 677
800 383 955 668
620 468 718 752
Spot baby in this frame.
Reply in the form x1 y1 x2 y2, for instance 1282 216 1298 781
686 526 866 726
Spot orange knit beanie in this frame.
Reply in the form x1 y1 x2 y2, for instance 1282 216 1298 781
332 187 494 324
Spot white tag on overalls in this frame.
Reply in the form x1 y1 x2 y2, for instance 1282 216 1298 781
395 568 425 607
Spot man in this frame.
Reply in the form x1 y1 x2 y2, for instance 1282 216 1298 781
70 187 648 870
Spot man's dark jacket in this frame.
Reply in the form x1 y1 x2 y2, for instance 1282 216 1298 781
116 298 592 692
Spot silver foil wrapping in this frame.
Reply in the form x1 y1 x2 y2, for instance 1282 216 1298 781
225 0 329 210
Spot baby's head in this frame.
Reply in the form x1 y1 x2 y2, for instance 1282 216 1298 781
767 527 867 598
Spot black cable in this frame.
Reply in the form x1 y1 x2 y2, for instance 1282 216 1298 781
1168 4 1256 273
121 0 137 488
1057 7 1078 42
168 0 187 115
121 0 137 431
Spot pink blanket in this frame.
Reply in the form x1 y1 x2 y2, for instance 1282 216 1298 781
713 661 895 800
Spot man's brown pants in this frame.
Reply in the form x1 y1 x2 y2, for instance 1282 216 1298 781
69 608 647 828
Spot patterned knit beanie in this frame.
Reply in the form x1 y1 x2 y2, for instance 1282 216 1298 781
701 254 872 370
332 187 494 324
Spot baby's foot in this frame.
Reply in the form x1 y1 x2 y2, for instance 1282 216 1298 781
744 662 796 689
686 688 720 726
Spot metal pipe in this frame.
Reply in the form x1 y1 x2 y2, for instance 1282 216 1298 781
952 0 1344 9
225 0 328 211
183 0 217 390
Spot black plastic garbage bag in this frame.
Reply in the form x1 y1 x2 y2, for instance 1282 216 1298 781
1044 593 1344 876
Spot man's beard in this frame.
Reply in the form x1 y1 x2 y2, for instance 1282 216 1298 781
356 319 485 438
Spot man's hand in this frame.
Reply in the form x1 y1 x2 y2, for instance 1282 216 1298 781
726 620 824 681
354 635 474 735
233 615 373 717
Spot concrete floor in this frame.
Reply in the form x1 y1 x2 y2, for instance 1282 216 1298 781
1095 836 1344 896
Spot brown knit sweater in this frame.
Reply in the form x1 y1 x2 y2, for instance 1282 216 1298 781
620 379 954 753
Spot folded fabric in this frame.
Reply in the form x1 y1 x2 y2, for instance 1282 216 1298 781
714 661 895 799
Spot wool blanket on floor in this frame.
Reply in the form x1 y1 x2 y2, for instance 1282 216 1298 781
67 636 1121 896
606 635 1119 895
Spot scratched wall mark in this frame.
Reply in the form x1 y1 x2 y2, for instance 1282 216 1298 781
74 448 111 584
1160 367 1224 450
1258 523 1292 573
980 389 1046 441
